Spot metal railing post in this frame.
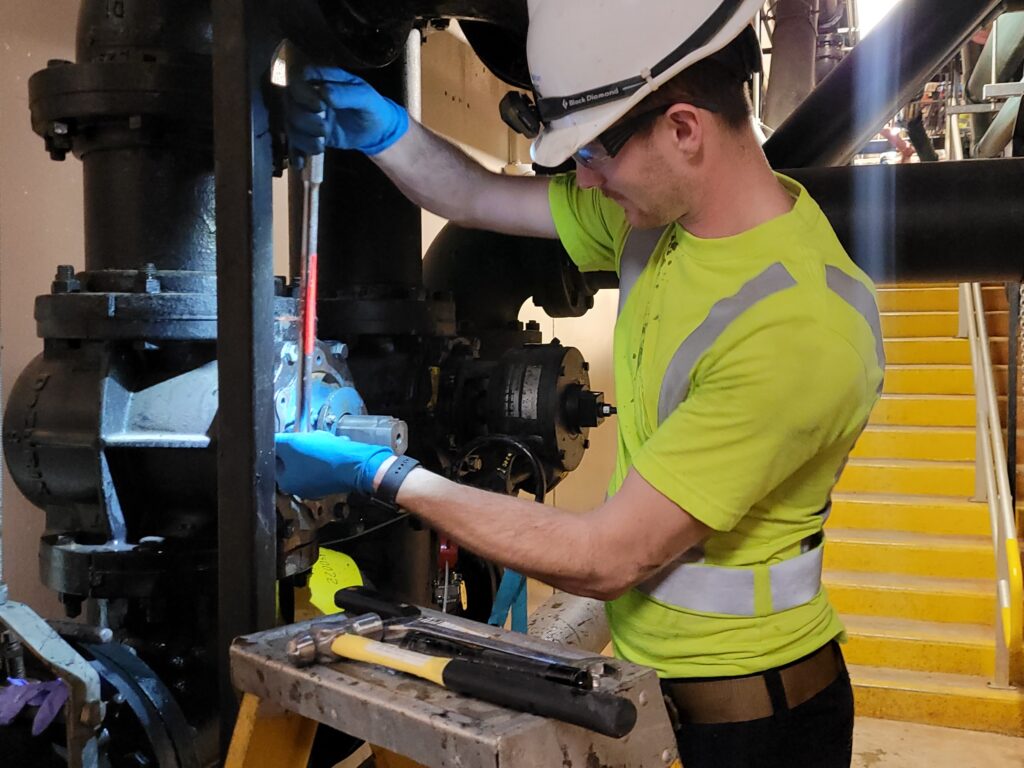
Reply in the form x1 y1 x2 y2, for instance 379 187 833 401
963 283 1022 687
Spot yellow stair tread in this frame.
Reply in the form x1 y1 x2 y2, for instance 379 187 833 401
827 528 989 551
883 363 973 370
856 428 974 444
878 285 998 290
880 311 1008 338
824 569 991 597
842 615 991 645
831 491 982 508
845 456 973 467
847 664 1024 736
881 310 998 318
858 424 975 436
882 310 959 315
847 664 1022 701
883 334 1006 341
827 492 990 537
851 425 977 459
878 393 976 402
876 285 1008 313
831 493 983 512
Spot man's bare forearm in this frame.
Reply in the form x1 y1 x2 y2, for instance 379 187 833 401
394 468 616 597
372 120 557 238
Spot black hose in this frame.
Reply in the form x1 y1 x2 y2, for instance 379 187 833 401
451 434 548 503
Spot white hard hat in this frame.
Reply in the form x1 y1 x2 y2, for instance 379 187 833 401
518 0 765 167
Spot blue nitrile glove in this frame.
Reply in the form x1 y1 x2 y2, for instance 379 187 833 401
0 679 69 736
275 431 394 499
488 569 528 633
286 66 410 160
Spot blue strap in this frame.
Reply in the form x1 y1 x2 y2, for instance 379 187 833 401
488 569 528 633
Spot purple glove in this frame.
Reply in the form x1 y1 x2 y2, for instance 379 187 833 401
0 679 69 735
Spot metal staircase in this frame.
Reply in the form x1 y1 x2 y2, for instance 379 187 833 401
825 283 1024 736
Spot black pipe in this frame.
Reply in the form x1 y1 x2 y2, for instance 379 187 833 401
765 0 1005 168
422 224 603 352
786 160 1024 282
82 146 216 273
426 160 1024 323
29 0 215 277
76 0 214 274
76 0 212 64
318 61 422 295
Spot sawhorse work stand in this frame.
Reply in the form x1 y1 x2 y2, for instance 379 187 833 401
226 610 681 768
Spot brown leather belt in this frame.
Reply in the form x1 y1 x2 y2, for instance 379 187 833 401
662 642 844 725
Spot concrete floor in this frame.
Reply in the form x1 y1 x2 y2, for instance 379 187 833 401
336 718 1024 766
852 719 1024 767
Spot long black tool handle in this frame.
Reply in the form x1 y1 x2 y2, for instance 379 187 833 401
334 586 420 620
402 634 593 689
441 658 637 739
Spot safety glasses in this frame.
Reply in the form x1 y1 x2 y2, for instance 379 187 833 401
572 99 721 169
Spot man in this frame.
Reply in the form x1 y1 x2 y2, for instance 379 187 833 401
276 2 884 765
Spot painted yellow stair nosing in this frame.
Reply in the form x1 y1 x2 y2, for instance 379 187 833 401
842 616 994 676
824 529 995 578
876 286 1008 313
824 570 995 625
850 426 976 461
883 337 1008 366
881 364 1006 396
835 458 975 496
880 311 1008 338
868 394 1007 428
848 665 1024 736
827 493 991 536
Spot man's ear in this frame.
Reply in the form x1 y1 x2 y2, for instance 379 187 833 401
663 103 703 158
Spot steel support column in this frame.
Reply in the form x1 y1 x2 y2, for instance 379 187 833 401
212 0 278 750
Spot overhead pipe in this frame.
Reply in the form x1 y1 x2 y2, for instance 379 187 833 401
962 41 997 146
785 160 1024 281
818 0 843 28
763 0 821 129
976 79 1024 156
967 11 1024 103
814 0 847 84
435 159 1024 309
764 0 1007 168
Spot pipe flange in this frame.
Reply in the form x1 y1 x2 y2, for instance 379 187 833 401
36 294 297 341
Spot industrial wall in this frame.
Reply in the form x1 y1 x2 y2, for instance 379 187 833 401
0 7 616 614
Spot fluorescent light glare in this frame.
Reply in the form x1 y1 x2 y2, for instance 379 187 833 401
857 0 902 36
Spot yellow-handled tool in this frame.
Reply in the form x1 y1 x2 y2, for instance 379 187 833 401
326 631 636 739
287 616 636 739
330 633 449 685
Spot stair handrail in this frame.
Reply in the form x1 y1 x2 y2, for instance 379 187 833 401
959 282 1023 687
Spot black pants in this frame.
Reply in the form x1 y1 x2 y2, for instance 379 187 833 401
669 653 854 768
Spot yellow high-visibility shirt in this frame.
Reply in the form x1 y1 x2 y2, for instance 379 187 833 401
549 172 883 677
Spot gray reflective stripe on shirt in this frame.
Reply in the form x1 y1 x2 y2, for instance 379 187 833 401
657 262 798 425
824 265 886 376
618 227 668 316
768 544 825 614
637 543 825 617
